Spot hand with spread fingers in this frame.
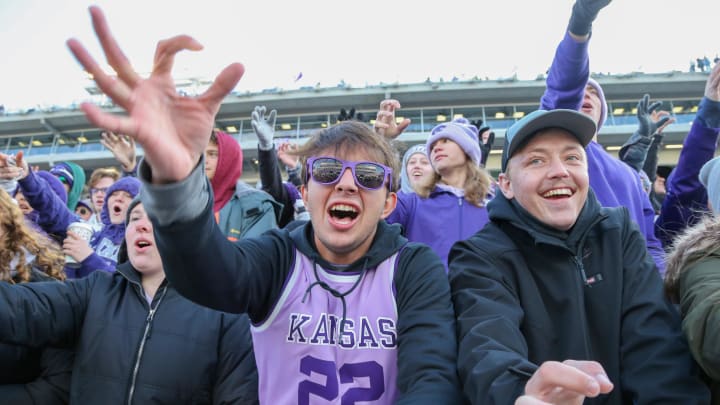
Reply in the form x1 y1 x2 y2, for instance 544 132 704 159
251 105 277 151
100 131 137 172
373 99 411 139
66 6 245 184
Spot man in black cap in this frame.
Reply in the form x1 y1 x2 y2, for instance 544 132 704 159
449 109 709 404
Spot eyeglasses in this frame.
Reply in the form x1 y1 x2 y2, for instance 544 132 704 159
90 187 109 194
306 157 393 191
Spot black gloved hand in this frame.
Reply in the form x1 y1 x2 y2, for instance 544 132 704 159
636 94 671 139
568 0 612 36
478 127 494 167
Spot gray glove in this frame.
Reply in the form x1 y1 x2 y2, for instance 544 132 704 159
251 105 277 151
568 0 612 36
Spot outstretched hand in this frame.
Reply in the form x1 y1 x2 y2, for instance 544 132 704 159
251 105 277 151
705 62 720 102
66 6 244 184
0 151 29 181
568 0 612 37
100 131 137 172
277 142 299 168
635 94 672 138
373 99 411 139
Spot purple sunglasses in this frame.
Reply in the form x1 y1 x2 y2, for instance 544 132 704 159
306 157 393 190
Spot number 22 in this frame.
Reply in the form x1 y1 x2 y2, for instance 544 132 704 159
298 355 385 404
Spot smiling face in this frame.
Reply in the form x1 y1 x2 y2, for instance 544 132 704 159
125 203 162 275
406 152 434 190
429 138 468 175
302 149 397 265
498 129 589 231
107 190 134 224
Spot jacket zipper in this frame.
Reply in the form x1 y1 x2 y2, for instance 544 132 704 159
572 255 594 359
126 286 168 405
458 196 463 239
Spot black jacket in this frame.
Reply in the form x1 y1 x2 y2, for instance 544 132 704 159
142 161 463 404
0 267 72 404
449 190 710 404
0 262 258 404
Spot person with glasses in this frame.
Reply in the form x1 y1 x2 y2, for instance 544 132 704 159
86 167 121 230
375 100 493 272
65 7 463 402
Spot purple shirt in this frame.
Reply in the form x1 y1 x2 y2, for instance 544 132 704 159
251 250 399 404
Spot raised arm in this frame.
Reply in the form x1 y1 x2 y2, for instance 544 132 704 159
540 0 612 111
656 62 720 245
66 6 244 186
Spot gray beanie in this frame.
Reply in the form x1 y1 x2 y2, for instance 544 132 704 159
400 144 429 194
699 156 720 214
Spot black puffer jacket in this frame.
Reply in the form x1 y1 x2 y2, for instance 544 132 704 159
0 267 72 404
0 262 258 404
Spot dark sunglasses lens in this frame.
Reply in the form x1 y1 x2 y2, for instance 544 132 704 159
312 158 343 184
355 163 386 189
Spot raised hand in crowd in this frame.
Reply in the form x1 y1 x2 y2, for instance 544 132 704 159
568 0 613 38
66 6 244 184
619 94 673 172
276 141 298 169
373 98 411 138
0 151 29 180
100 131 137 173
251 105 277 151
479 127 495 167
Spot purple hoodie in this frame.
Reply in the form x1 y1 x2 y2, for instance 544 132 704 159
541 31 666 274
655 98 720 245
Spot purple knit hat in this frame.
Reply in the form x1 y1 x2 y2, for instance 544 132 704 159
586 78 608 132
426 117 482 166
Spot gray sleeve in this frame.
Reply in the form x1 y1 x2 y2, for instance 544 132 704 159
137 157 210 226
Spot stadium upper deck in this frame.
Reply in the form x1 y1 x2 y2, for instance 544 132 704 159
0 71 713 180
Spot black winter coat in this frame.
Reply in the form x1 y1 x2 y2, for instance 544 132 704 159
0 262 258 404
449 190 710 404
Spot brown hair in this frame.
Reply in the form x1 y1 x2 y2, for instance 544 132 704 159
295 121 400 192
0 190 66 283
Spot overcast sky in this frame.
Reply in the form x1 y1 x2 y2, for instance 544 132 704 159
1 0 718 109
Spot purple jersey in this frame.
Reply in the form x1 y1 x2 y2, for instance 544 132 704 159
252 249 400 404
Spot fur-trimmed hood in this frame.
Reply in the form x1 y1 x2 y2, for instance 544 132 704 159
665 215 720 302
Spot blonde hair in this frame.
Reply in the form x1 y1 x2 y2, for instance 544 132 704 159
0 190 66 283
88 166 121 188
416 161 492 207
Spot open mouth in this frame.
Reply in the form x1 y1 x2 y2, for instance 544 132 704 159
112 205 123 215
328 203 359 223
542 188 573 199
